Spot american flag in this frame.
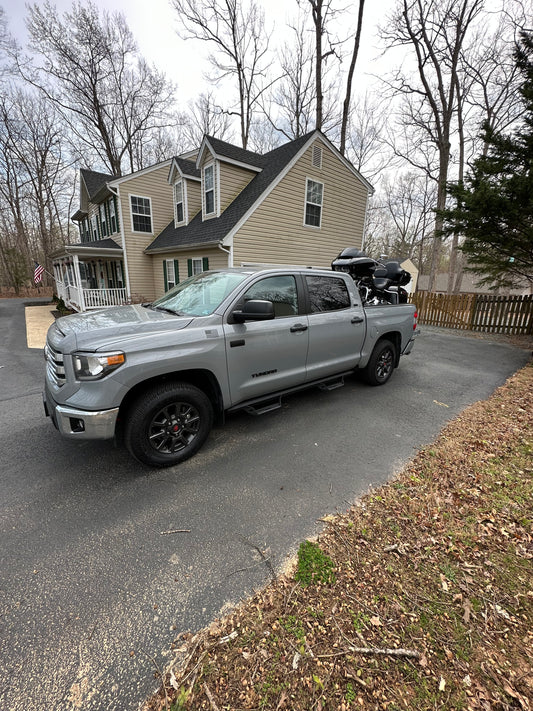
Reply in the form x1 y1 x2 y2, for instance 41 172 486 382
34 262 44 284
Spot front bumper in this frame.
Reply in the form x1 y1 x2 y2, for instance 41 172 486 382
43 388 118 440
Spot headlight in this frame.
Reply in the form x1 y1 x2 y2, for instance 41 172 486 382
73 352 125 380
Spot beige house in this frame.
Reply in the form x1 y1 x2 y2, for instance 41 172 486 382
52 130 373 311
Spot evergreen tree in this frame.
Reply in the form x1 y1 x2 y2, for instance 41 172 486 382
442 31 533 290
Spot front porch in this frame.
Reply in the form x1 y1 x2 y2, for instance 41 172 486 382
56 281 128 311
51 241 128 312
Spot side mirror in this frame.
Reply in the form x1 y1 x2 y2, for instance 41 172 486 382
232 299 275 323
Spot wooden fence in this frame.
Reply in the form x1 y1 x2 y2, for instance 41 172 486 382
410 291 533 335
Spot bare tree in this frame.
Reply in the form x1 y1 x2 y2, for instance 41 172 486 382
305 0 334 131
264 17 316 140
339 0 365 154
0 88 74 287
17 1 175 175
182 92 233 148
364 172 436 273
172 0 272 149
302 0 366 149
345 92 395 182
380 0 484 292
447 5 526 292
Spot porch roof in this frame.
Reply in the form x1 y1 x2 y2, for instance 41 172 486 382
51 238 123 260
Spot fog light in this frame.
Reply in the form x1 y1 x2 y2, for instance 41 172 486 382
70 417 85 433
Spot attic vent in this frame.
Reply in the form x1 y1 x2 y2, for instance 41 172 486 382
312 145 322 169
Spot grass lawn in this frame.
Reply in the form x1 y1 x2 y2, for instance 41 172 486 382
145 361 532 711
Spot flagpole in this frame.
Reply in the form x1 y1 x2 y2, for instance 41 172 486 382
43 267 63 286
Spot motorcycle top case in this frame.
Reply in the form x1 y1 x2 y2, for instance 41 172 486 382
331 248 377 278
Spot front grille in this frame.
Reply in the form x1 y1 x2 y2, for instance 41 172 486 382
45 343 66 387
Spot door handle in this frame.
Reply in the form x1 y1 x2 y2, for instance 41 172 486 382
351 316 364 324
290 323 308 333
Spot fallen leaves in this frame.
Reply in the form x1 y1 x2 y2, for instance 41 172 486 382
143 363 533 711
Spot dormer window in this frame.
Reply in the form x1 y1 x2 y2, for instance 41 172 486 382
203 163 215 216
174 180 184 224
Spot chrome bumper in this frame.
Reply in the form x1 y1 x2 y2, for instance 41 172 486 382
43 392 118 440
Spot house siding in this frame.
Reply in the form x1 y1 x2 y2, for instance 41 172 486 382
117 163 173 302
152 247 229 299
233 140 368 267
185 179 202 223
219 162 256 213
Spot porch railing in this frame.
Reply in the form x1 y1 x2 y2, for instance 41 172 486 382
57 284 128 311
83 288 128 309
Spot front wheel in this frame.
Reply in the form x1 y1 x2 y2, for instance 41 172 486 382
362 339 397 386
125 382 213 467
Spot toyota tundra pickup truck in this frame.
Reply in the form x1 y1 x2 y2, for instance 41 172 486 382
43 267 418 467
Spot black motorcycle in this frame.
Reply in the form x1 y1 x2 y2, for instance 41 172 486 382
331 247 411 306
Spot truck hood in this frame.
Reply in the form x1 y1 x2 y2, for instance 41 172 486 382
52 304 194 352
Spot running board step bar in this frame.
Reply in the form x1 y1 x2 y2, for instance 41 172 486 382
318 376 345 391
244 397 282 416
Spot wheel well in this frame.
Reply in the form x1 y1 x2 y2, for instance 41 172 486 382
378 332 401 367
116 370 224 437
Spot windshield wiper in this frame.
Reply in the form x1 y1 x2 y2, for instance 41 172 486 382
151 304 183 316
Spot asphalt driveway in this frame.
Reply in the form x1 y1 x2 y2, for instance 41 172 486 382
0 297 530 711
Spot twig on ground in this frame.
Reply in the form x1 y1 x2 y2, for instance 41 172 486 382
203 683 220 711
160 529 191 535
238 534 276 582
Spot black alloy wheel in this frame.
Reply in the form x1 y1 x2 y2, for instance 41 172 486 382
363 339 397 386
125 382 213 467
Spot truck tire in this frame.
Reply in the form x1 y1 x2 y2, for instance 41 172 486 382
125 382 214 467
363 339 396 386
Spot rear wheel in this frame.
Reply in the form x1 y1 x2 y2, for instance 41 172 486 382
125 382 213 467
363 339 396 386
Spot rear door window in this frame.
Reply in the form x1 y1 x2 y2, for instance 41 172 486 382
305 275 351 312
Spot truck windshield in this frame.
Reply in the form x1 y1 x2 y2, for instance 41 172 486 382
150 271 249 316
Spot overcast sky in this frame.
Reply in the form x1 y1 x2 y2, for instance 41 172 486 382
1 0 395 105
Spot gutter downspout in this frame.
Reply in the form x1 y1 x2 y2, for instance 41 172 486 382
109 185 131 302
218 242 233 267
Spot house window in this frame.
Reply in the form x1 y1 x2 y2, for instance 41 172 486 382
130 195 152 233
109 198 117 234
304 178 323 228
165 259 178 290
188 257 209 276
174 181 184 224
100 203 107 237
91 214 99 240
203 164 215 216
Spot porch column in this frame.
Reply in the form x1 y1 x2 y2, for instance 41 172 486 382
72 254 86 312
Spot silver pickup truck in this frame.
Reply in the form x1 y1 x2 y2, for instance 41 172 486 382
43 267 418 467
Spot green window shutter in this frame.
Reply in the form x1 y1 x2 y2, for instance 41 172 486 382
202 257 209 272
114 195 120 232
163 262 168 291
187 259 192 277
174 259 179 284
